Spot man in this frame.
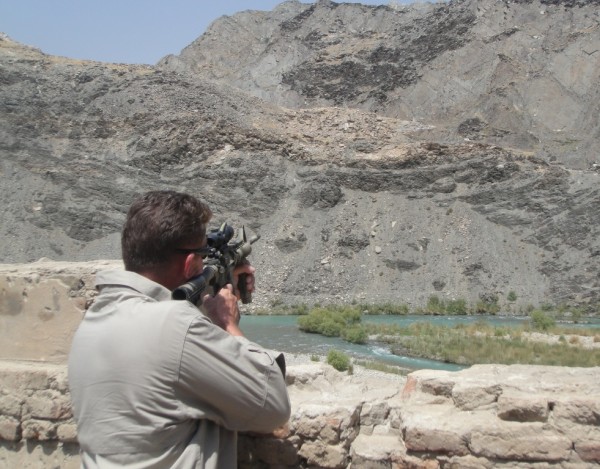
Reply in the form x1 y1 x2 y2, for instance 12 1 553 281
68 190 291 468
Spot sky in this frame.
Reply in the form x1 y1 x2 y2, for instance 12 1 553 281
0 0 399 65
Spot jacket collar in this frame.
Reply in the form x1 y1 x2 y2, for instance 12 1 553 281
95 269 172 302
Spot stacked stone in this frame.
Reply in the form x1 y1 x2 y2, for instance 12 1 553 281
0 361 79 468
240 364 600 468
394 365 600 468
1 361 599 468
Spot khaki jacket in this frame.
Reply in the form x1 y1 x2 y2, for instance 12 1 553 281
68 270 290 468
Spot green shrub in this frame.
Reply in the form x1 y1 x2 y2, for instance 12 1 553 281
341 325 368 344
446 298 467 315
297 305 363 340
360 302 410 315
556 305 585 323
425 295 446 314
310 355 320 362
297 313 323 333
327 349 352 372
392 303 410 315
423 296 469 315
289 303 309 315
320 318 343 337
474 300 500 315
530 310 556 331
507 291 517 302
571 308 584 323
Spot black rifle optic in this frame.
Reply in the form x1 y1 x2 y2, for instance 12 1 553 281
172 223 260 305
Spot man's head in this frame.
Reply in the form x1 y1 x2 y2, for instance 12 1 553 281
122 190 212 276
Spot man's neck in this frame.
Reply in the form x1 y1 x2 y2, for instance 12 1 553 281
136 266 183 292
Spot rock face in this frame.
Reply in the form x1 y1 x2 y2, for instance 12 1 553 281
1 360 599 468
1 0 600 309
159 0 600 169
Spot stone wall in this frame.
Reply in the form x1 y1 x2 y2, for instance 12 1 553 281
0 361 79 468
0 260 121 362
1 360 599 468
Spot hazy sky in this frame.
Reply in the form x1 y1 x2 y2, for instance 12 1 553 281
0 0 404 65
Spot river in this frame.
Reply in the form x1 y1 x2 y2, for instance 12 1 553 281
241 314 600 372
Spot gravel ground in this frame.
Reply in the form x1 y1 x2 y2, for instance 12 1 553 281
523 332 600 349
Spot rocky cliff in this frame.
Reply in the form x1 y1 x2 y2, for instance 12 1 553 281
0 0 599 309
159 0 600 169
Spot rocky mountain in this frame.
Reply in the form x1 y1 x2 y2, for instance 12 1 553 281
159 0 600 170
0 0 599 310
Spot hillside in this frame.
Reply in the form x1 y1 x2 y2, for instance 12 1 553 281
160 0 600 169
0 0 599 310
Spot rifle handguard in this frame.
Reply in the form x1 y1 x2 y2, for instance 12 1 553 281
172 265 218 304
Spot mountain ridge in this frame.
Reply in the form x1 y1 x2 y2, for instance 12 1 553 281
159 0 600 169
1 0 599 310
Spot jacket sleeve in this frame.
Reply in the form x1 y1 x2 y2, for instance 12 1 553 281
175 315 291 433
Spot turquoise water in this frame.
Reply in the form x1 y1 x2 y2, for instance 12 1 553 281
241 314 600 372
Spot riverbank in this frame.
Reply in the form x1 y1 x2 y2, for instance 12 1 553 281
283 352 410 379
384 323 600 367
291 306 600 368
281 327 600 377
523 331 600 349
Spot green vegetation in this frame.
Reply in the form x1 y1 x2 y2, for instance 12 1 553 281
554 303 587 323
416 295 481 315
358 302 410 315
423 295 445 314
327 349 352 372
530 310 556 331
256 298 599 319
378 322 600 367
254 302 310 315
295 303 600 368
341 325 368 344
473 296 501 315
446 298 468 315
298 305 364 342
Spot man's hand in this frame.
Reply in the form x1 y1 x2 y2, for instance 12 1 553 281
233 263 256 301
203 284 243 337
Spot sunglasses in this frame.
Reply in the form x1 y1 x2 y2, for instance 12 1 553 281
173 246 213 259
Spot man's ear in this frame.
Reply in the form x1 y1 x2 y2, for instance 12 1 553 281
183 254 197 279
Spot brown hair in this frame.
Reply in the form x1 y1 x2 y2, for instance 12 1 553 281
121 190 212 272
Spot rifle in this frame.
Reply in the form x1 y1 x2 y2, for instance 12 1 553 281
172 223 260 305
